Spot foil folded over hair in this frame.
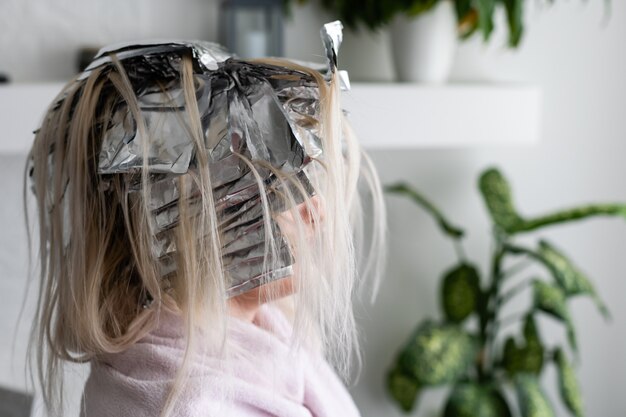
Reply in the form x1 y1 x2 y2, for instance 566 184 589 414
32 21 349 300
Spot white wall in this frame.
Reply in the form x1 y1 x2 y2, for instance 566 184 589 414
1 1 625 416
350 3 626 417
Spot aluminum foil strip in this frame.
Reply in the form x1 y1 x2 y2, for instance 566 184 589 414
32 21 347 299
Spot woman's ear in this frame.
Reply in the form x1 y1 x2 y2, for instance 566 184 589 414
298 195 324 225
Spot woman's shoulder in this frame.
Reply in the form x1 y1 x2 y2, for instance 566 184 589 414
92 304 295 379
81 361 304 417
82 304 360 417
82 335 310 417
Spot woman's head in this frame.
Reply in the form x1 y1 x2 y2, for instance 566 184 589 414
25 22 385 417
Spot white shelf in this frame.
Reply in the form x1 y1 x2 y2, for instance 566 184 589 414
0 82 541 154
343 83 542 148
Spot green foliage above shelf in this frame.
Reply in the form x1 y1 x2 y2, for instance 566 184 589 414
285 0 608 47
385 167 625 417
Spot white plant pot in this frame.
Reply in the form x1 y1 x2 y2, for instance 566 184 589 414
389 1 458 83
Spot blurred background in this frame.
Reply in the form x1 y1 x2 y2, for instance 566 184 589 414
1 0 625 416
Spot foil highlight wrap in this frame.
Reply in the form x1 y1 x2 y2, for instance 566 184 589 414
33 21 347 299
321 20 351 91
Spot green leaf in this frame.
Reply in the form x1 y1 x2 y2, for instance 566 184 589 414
523 314 541 347
407 0 438 17
533 280 569 322
532 280 578 352
441 264 481 323
502 315 544 376
318 0 399 31
502 337 519 373
538 241 592 295
523 315 545 374
386 182 465 239
515 374 556 417
501 0 524 47
387 363 421 412
510 204 626 234
566 324 578 354
479 168 626 235
538 240 609 319
444 383 512 417
398 321 477 386
454 0 473 21
478 168 524 234
476 0 496 40
555 348 585 417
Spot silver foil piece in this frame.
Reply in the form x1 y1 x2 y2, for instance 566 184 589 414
321 20 342 75
79 40 232 80
33 21 347 299
321 21 351 91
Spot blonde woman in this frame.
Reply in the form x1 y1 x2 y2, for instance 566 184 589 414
24 21 385 417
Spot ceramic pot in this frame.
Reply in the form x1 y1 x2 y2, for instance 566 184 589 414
389 1 458 83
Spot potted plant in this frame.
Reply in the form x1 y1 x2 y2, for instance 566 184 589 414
385 167 624 416
284 0 603 82
286 0 538 47
389 1 458 83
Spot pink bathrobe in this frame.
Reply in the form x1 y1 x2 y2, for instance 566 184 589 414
80 305 361 416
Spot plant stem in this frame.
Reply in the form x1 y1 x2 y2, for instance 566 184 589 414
478 239 506 381
453 239 467 263
497 279 533 307
501 256 532 281
503 244 546 268
386 182 469 263
385 183 465 239
488 310 529 360
494 311 527 331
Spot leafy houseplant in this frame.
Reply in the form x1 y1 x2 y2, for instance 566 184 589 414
385 167 625 417
286 0 566 47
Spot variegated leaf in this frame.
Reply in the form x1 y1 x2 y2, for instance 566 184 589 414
479 168 524 234
538 240 609 319
444 383 512 417
533 280 569 321
387 363 421 412
555 348 584 417
502 315 544 376
398 321 477 386
515 374 556 417
442 264 481 324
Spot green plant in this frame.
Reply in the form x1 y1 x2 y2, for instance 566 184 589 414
385 167 625 417
285 0 606 47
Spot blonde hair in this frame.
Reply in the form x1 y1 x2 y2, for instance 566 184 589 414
24 51 386 417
